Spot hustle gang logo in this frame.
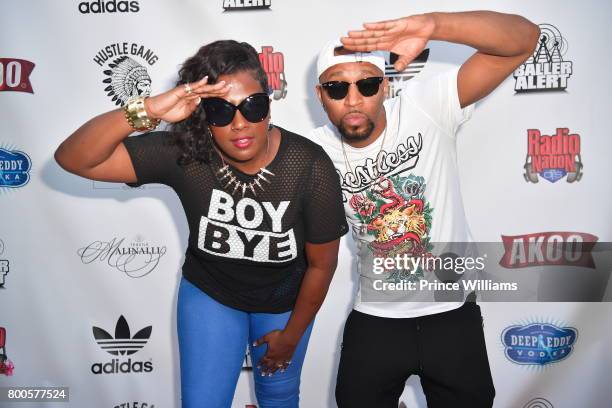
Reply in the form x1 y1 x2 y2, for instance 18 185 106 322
0 327 14 376
258 46 287 100
499 232 598 269
79 0 140 14
514 24 572 92
78 235 167 278
91 315 153 374
385 49 429 99
502 322 577 366
0 147 32 190
523 128 582 183
0 58 35 93
0 240 9 288
223 0 270 11
93 42 159 106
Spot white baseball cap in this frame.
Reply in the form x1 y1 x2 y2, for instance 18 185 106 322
316 40 387 80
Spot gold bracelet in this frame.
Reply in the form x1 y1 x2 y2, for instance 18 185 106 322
123 96 160 132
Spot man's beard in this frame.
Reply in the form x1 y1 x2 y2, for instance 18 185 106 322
337 116 376 142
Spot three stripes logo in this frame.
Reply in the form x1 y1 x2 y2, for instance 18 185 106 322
385 49 429 99
91 316 153 374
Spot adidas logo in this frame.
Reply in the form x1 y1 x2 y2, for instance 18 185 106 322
93 315 152 356
91 316 153 375
78 1 140 14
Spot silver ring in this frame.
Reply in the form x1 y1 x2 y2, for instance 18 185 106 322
184 84 192 94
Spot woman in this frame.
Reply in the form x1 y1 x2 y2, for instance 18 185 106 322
55 40 348 407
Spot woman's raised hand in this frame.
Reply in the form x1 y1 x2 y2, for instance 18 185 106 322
144 76 231 123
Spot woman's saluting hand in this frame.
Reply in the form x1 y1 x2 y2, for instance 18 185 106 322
144 76 231 123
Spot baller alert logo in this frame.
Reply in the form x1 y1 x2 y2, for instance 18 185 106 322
523 128 582 183
258 46 286 100
514 24 572 92
0 58 35 93
223 0 270 11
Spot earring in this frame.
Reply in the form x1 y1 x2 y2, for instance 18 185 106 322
268 119 273 131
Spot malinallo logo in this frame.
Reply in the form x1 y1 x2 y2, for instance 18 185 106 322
223 0 270 11
91 315 153 374
385 49 429 99
79 0 140 14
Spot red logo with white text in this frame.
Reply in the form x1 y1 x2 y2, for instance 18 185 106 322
523 128 582 183
258 46 286 100
0 59 35 93
500 232 597 268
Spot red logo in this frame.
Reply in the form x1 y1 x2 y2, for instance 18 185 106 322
0 58 35 93
524 128 582 183
500 232 597 268
258 46 286 100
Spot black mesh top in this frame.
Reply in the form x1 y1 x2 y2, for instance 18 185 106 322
123 126 349 312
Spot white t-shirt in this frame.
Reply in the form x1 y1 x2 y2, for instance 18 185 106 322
308 68 477 318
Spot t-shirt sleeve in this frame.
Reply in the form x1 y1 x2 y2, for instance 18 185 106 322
400 67 474 138
122 131 182 187
303 146 349 244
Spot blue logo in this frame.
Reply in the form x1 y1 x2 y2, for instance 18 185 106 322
501 323 577 366
0 148 31 188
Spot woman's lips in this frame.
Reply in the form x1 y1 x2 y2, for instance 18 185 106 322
231 137 254 149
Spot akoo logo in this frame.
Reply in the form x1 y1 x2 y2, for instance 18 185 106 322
0 327 15 376
223 0 270 11
385 49 429 99
523 128 583 183
258 46 286 100
0 239 9 288
79 1 140 14
499 232 598 269
0 59 35 93
502 322 577 366
91 315 153 375
514 24 572 92
0 147 32 190
93 42 159 106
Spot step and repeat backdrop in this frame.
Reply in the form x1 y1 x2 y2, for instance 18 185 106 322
1 1 611 407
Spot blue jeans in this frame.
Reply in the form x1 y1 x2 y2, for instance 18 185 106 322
177 277 313 408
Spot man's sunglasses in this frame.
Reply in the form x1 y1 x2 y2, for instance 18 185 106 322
320 77 384 100
202 92 270 127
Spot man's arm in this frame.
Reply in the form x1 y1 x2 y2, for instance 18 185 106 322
341 10 540 107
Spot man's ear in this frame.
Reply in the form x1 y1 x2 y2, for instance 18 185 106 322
315 84 327 111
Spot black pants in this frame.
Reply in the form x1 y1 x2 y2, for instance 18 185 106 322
335 302 495 408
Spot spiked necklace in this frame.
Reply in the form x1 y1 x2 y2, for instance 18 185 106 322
214 132 276 198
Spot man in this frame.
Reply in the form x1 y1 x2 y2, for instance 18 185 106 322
308 10 539 408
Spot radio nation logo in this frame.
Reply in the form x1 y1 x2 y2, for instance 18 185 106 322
0 58 35 93
514 24 572 92
258 46 286 100
385 49 429 99
523 128 582 183
0 327 14 376
501 322 577 366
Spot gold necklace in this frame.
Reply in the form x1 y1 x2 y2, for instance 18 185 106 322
214 131 276 198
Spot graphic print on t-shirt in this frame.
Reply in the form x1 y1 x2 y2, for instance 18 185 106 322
348 174 433 280
198 189 297 263
336 133 423 202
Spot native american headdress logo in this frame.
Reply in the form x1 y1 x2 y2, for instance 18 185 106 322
102 56 152 106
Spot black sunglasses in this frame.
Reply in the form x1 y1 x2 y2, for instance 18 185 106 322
320 77 384 100
202 92 270 127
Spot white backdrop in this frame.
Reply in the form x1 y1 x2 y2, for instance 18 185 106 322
1 1 612 407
